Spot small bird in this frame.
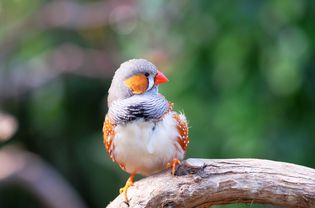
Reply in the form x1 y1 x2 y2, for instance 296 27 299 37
103 59 189 202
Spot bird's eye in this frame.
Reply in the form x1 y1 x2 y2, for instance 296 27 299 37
144 73 150 77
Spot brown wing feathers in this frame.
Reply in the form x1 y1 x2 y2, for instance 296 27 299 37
103 116 116 161
173 113 189 151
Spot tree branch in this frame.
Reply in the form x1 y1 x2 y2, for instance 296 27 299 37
107 158 315 208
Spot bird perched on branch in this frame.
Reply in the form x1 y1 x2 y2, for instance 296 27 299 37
103 59 189 202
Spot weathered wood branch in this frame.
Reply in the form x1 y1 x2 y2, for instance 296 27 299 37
107 158 315 208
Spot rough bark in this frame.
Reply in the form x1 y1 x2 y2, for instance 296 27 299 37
107 158 315 208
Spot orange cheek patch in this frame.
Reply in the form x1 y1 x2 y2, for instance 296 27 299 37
124 74 148 94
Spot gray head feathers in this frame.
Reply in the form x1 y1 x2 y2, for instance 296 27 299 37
107 59 169 124
107 59 158 106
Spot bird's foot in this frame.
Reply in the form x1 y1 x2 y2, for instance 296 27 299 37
167 158 181 175
119 174 135 202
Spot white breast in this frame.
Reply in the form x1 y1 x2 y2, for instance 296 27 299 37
112 112 184 176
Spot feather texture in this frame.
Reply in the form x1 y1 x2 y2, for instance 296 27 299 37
103 59 189 178
103 111 187 176
108 93 169 124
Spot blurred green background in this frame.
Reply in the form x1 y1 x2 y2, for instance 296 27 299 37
0 0 314 207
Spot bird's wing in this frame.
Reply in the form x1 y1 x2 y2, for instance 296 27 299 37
173 113 189 152
103 115 116 161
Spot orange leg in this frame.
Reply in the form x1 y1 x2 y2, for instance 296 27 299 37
167 158 181 175
119 174 135 202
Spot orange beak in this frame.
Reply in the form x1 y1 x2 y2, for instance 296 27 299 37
154 70 169 85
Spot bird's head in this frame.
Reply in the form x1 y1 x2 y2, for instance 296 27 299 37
107 59 168 106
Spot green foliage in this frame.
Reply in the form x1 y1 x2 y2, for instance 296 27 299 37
1 0 315 207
